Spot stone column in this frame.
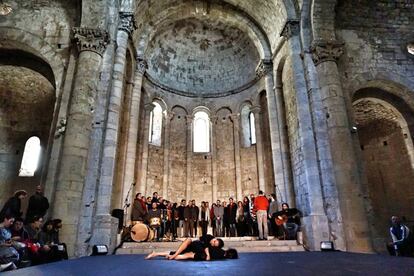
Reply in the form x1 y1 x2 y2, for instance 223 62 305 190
90 13 136 250
211 116 218 202
52 27 109 257
280 20 330 250
251 106 266 193
230 114 242 201
122 58 146 221
139 103 155 195
256 60 286 196
162 112 173 198
185 115 193 200
311 39 373 252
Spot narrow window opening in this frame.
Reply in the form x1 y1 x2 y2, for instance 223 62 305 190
193 111 210 153
19 136 41 177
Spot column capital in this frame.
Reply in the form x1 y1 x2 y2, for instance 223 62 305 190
118 12 137 37
165 112 175 121
255 59 273 79
229 113 240 123
185 115 193 124
136 57 148 74
72 27 109 56
250 106 261 114
280 19 300 39
144 103 155 112
311 40 345 66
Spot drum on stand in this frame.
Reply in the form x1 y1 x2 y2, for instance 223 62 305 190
130 223 155 242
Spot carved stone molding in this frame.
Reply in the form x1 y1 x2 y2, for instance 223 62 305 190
118 12 137 37
280 19 300 39
72 27 109 56
250 106 261 114
144 103 155 112
136 58 148 74
311 40 345 66
255 59 273 79
185 115 194 124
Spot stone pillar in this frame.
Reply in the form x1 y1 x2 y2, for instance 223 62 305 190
122 58 146 221
211 116 218 202
139 103 155 195
256 60 286 196
230 114 242 201
90 13 136 250
162 112 173 198
250 106 266 193
53 27 109 257
274 85 294 206
311 39 373 252
280 20 330 250
185 115 193 200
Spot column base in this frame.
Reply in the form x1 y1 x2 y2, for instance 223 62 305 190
89 214 119 255
301 214 330 251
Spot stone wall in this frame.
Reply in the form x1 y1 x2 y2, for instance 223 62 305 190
240 146 258 196
146 145 164 196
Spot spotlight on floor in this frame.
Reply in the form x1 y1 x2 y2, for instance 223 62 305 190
351 126 358 133
91 245 108 256
320 241 335 251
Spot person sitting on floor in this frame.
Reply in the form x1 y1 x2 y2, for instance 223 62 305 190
387 216 412 257
38 220 68 262
0 214 19 269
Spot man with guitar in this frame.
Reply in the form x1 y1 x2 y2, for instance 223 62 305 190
274 203 301 240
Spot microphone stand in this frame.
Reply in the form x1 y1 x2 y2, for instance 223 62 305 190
123 182 135 229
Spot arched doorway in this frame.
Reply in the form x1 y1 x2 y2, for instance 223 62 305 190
353 90 414 252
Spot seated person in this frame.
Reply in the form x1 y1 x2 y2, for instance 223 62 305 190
387 216 412 257
0 215 19 268
148 203 162 241
274 203 301 240
25 216 54 265
39 220 67 262
10 217 29 242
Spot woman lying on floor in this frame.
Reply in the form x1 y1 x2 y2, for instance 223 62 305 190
145 237 238 261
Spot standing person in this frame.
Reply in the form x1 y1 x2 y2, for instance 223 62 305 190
151 192 159 204
199 202 210 237
268 194 278 236
172 203 179 241
191 200 199 237
178 199 186 238
183 202 193 237
213 200 223 237
0 190 27 221
131 193 148 223
146 197 152 210
25 185 49 223
249 193 258 236
254 191 269 240
243 196 253 236
236 201 245 237
210 203 216 236
388 216 412 257
222 201 228 237
227 198 237 237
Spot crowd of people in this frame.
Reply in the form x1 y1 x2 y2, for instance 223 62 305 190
0 186 67 271
130 190 302 242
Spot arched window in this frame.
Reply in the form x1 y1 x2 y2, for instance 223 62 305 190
249 112 256 145
193 111 210 152
149 102 163 146
19 136 41 177
241 105 256 147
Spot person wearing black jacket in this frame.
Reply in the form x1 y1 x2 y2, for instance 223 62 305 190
177 199 186 237
227 198 237 237
191 200 199 237
26 186 49 223
0 190 27 220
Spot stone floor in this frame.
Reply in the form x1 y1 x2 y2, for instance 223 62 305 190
6 252 414 276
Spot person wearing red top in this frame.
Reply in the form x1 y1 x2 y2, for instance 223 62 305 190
253 191 269 240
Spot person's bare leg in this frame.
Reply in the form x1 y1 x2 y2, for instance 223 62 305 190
168 238 192 260
145 251 170 259
174 252 195 260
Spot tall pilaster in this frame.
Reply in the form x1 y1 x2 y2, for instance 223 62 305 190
185 115 193 200
162 112 173 198
311 39 373 252
122 58 147 222
139 103 155 195
211 116 218 202
256 60 285 195
90 12 137 251
251 106 266 193
280 19 329 250
230 114 242 201
53 27 109 257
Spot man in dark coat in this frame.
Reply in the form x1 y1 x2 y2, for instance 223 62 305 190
25 185 49 223
131 193 148 222
227 198 237 237
0 190 27 220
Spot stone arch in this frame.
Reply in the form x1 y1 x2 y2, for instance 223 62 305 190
351 89 414 252
0 27 65 94
135 1 272 60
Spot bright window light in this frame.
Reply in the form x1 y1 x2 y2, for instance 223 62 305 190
149 102 163 146
193 111 210 153
19 136 41 177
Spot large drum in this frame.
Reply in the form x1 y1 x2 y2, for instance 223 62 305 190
130 223 155 242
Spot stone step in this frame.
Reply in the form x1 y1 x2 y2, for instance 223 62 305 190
116 239 304 255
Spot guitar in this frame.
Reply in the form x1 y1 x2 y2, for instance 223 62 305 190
275 215 288 226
